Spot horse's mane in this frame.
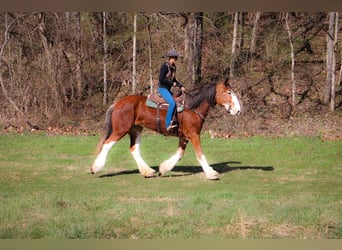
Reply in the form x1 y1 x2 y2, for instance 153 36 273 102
185 82 217 110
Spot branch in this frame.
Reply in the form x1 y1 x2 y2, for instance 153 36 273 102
0 12 40 130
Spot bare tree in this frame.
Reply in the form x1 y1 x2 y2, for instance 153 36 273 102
185 12 203 85
331 12 339 111
38 14 58 99
250 12 261 56
284 12 296 108
325 12 338 111
145 14 154 91
0 13 39 129
194 12 203 84
238 12 246 50
75 12 82 101
103 12 108 105
132 13 137 94
230 12 239 79
339 42 342 87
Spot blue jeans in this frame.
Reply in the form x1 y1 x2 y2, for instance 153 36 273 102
158 87 176 128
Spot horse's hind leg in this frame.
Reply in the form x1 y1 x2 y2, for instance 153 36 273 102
91 135 118 174
129 126 156 178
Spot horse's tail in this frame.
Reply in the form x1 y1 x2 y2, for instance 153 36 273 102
95 103 115 154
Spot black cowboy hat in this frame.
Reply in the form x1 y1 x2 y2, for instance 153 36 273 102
162 49 182 58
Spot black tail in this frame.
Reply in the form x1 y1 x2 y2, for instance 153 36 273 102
95 104 114 154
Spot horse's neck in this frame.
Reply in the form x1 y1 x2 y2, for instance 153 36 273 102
194 101 211 119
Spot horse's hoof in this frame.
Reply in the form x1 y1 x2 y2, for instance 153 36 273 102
206 172 220 180
208 176 220 180
143 170 156 178
144 174 156 178
158 170 166 177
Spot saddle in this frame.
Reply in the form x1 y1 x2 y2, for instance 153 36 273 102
146 90 185 112
145 88 185 134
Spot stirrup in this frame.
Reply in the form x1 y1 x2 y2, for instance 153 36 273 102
167 124 178 131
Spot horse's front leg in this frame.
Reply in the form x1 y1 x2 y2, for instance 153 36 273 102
159 137 188 176
189 134 220 180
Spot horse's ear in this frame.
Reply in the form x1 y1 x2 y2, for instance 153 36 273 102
224 78 231 87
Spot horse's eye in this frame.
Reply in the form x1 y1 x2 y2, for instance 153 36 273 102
227 91 232 95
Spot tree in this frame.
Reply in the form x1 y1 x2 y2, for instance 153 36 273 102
144 13 154 92
238 12 246 50
132 13 137 94
230 12 239 79
185 12 203 85
0 13 39 129
331 12 338 111
325 12 338 111
250 12 261 57
284 12 296 108
75 12 82 101
103 12 108 105
1 11 341 133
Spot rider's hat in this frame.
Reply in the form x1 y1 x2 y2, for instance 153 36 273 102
163 49 182 58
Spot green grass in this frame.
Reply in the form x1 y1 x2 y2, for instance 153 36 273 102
0 133 341 239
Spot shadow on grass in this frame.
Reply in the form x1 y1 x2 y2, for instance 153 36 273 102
98 161 274 178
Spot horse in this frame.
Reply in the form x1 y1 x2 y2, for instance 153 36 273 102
90 78 241 180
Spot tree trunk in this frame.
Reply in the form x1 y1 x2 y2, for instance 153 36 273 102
75 12 82 101
331 12 338 111
230 12 239 79
284 12 296 108
103 12 108 105
239 12 245 50
338 44 342 87
186 12 203 85
194 12 203 84
146 15 154 92
338 47 342 87
132 14 137 94
38 13 61 115
325 12 337 110
185 18 194 84
250 12 261 57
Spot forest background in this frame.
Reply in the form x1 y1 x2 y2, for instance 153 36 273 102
0 12 341 139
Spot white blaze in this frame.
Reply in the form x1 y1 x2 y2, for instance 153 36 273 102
230 92 241 115
224 91 241 115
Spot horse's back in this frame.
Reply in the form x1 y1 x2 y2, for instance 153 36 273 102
113 95 146 109
112 95 148 121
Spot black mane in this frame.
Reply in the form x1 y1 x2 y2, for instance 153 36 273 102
185 83 217 110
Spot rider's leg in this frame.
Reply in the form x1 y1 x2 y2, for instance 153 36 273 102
158 88 176 129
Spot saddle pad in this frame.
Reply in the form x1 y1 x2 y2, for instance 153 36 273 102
146 98 184 112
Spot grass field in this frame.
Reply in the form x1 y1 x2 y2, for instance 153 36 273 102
0 133 341 239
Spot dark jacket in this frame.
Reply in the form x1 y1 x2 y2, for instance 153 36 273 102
158 61 183 90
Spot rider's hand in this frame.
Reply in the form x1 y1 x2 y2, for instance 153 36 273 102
181 86 186 92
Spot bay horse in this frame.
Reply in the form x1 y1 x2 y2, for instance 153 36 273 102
90 78 241 180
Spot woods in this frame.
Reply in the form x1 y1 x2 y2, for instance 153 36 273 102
0 12 341 136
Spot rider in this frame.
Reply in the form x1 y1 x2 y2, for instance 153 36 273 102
158 49 186 131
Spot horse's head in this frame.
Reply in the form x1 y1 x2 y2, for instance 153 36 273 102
215 78 241 115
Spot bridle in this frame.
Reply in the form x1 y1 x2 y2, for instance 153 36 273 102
194 110 205 120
